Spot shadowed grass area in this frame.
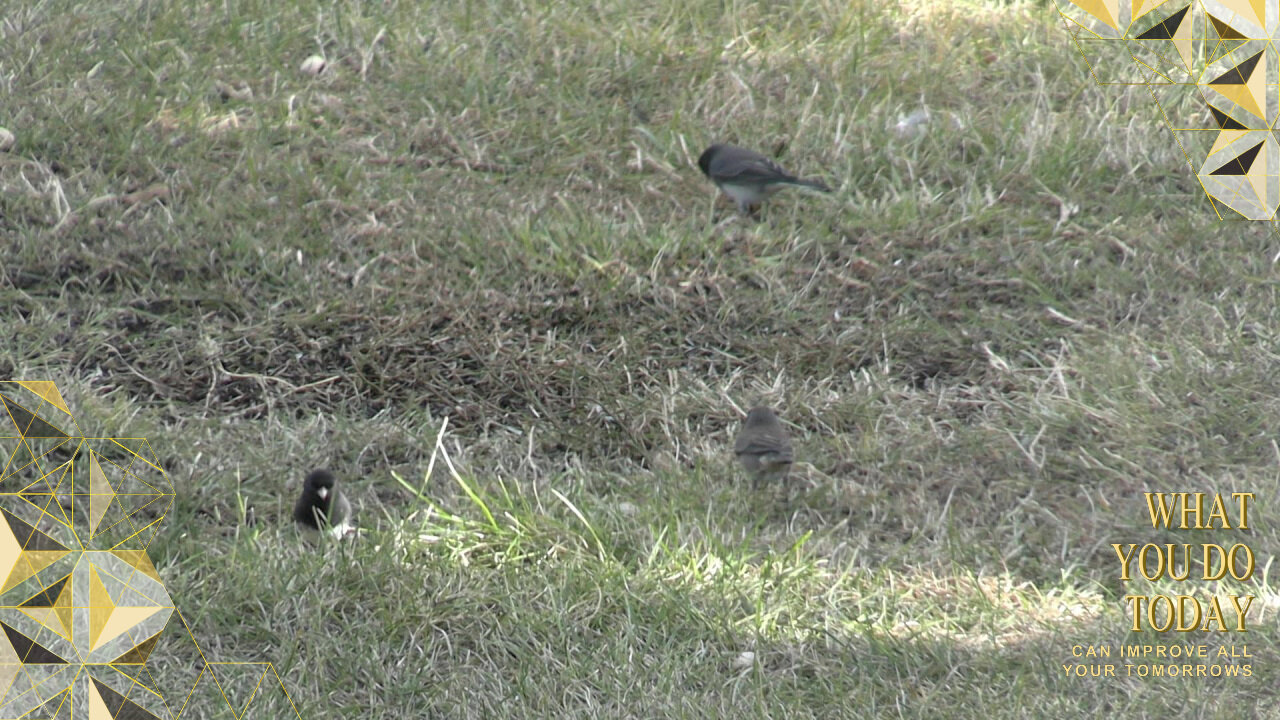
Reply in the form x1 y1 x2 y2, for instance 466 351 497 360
3 0 1279 717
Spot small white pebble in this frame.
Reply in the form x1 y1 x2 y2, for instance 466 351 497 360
316 93 344 110
732 651 755 670
618 502 638 516
300 55 327 76
0 127 14 152
893 109 930 139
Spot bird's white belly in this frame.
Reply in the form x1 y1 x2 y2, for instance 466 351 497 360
719 182 767 206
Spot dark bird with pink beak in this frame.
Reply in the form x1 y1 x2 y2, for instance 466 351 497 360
293 469 353 537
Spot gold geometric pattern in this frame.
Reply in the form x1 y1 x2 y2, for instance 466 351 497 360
0 381 303 718
1055 1 1280 219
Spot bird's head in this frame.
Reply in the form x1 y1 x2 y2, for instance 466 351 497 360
744 406 779 428
305 469 337 501
697 144 726 178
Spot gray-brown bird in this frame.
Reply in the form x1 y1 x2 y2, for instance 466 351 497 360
698 143 831 214
733 406 794 489
293 469 353 537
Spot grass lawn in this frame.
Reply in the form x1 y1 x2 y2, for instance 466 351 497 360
2 0 1278 717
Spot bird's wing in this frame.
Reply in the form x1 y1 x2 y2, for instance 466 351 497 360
334 493 353 523
715 154 798 185
758 450 793 467
735 432 792 457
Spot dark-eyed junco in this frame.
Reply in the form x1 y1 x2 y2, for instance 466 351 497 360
698 143 831 213
733 406 794 489
293 469 353 537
